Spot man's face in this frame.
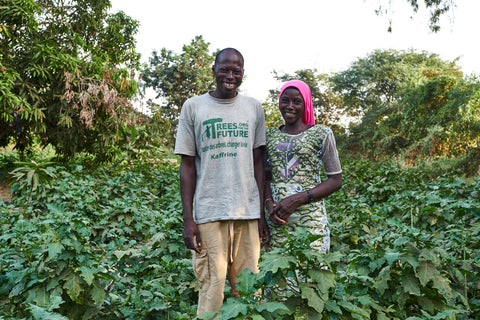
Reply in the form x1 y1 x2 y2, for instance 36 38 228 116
212 51 244 99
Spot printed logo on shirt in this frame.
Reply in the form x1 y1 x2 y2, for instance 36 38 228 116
200 118 250 158
201 118 249 141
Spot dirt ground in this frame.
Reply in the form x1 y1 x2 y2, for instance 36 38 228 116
0 186 11 202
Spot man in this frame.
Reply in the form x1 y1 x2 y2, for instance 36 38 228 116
174 48 270 313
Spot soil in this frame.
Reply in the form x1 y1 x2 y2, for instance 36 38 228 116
0 185 11 202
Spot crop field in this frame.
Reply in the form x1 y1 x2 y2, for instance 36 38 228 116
1 158 478 319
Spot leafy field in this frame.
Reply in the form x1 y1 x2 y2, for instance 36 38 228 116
1 158 479 319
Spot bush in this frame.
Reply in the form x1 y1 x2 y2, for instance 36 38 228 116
1 157 479 319
1 160 196 319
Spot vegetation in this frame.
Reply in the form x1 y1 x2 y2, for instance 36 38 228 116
0 0 142 161
374 0 456 32
1 152 196 319
142 35 216 146
330 49 480 162
2 1 479 318
1 153 478 319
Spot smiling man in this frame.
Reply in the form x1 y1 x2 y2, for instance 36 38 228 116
174 48 270 314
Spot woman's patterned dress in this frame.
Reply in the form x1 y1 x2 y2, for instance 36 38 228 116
266 124 341 253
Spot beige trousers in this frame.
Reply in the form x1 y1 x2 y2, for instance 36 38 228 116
194 220 260 314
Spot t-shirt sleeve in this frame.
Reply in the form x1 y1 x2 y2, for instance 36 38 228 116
321 130 342 175
174 100 196 156
253 101 266 149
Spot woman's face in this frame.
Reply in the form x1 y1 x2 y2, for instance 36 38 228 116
279 87 304 125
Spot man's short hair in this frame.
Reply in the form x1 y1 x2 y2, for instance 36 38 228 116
214 48 244 67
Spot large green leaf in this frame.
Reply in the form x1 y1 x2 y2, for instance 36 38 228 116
374 266 391 295
29 287 48 306
416 259 438 286
432 275 453 301
90 281 105 306
384 250 400 265
62 274 82 302
78 266 95 286
220 298 248 320
258 251 297 276
9 281 25 298
47 242 64 260
236 268 257 294
300 284 325 314
419 248 439 263
402 273 421 296
337 300 371 318
28 304 68 320
256 302 290 313
308 269 335 294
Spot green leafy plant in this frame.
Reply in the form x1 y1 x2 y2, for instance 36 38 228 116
1 156 479 319
9 160 57 207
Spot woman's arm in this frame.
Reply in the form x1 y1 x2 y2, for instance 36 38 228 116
269 173 342 224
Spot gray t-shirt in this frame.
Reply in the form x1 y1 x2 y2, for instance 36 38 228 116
174 93 266 224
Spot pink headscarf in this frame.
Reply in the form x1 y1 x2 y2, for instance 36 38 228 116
279 80 315 125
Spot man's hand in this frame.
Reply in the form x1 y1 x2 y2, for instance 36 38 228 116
258 216 270 246
183 219 201 253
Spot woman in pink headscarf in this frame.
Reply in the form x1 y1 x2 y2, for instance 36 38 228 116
264 80 343 254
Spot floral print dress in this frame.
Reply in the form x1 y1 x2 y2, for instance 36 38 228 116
266 124 342 253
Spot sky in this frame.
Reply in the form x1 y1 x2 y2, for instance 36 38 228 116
109 0 479 104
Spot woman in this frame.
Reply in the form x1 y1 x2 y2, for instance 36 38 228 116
265 80 342 253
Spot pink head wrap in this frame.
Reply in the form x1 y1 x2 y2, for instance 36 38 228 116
279 80 315 125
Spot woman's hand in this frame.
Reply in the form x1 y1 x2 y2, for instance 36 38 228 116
267 200 285 225
268 194 302 225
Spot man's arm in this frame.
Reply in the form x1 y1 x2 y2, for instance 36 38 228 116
179 155 201 253
253 147 270 245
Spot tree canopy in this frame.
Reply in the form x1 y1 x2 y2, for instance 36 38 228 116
375 0 456 32
1 0 142 160
329 49 479 161
142 35 216 145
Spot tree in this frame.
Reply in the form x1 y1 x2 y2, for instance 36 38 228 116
0 0 142 160
374 0 456 32
329 48 479 160
400 74 480 159
142 35 216 145
330 49 460 117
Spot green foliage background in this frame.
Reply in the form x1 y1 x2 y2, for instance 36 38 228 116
1 155 479 319
1 156 198 319
0 0 142 161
